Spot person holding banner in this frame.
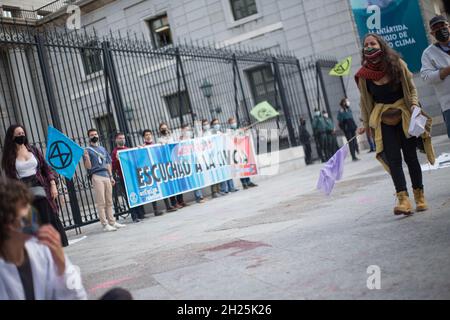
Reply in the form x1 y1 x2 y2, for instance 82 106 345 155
227 117 258 189
112 133 163 221
1 124 68 247
158 123 188 208
202 119 221 198
179 124 206 203
355 33 435 215
141 130 177 213
83 129 126 232
211 119 238 194
337 98 359 161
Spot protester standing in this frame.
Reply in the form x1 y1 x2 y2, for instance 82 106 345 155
141 129 177 213
211 119 238 194
83 129 126 231
337 98 360 161
298 117 313 165
112 133 163 222
421 15 450 138
157 123 188 208
226 117 258 189
356 33 435 215
179 124 206 203
1 125 68 247
323 111 339 159
312 109 327 162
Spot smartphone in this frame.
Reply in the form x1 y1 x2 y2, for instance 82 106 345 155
21 207 40 236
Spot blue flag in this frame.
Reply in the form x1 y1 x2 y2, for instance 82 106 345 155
45 126 84 179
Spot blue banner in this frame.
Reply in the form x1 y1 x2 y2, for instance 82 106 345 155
119 134 258 208
350 0 429 73
45 126 84 179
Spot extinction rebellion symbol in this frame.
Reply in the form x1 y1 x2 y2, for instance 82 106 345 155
48 140 73 170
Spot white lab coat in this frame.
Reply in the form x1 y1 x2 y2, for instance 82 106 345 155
421 44 450 112
0 238 87 300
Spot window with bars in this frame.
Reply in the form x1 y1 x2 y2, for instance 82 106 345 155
1 6 20 18
94 113 116 153
246 65 278 109
230 0 258 21
147 14 173 49
164 91 191 119
80 41 103 76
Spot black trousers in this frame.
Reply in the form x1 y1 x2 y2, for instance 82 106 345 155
302 143 312 164
381 123 423 193
33 197 69 247
344 129 358 160
115 178 146 220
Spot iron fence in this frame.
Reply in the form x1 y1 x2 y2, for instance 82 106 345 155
0 20 345 231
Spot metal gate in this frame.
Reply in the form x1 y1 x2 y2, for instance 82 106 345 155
0 20 344 231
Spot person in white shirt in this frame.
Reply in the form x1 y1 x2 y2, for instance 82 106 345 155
421 15 450 138
0 178 87 300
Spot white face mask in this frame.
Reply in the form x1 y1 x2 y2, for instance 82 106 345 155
315 111 321 116
323 113 329 118
345 101 350 107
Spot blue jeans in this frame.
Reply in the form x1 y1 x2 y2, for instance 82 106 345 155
220 179 236 192
443 109 450 138
194 189 203 200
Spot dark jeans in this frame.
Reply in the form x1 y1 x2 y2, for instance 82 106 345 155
116 178 145 220
33 197 68 247
367 131 376 151
315 133 327 162
170 194 184 206
344 130 357 160
302 142 312 164
240 177 250 187
381 123 423 193
443 109 450 139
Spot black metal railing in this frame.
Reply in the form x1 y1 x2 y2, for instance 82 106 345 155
0 21 345 231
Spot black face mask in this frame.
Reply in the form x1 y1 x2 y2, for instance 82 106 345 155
14 135 27 145
435 28 450 43
90 136 99 143
160 129 168 135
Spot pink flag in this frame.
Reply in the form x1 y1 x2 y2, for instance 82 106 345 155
317 145 349 195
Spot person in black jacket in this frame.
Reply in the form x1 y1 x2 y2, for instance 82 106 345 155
298 117 313 165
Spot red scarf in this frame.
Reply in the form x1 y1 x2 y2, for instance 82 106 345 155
354 49 386 84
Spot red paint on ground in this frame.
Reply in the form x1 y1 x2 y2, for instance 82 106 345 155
203 239 271 256
88 277 133 293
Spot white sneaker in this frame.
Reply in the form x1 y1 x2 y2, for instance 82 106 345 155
103 224 117 232
112 222 126 228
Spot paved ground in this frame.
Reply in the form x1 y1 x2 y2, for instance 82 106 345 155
65 135 450 300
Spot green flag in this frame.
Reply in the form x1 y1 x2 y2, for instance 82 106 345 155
329 56 352 76
250 101 279 122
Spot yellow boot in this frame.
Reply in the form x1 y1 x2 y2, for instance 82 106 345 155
413 188 428 212
394 191 413 215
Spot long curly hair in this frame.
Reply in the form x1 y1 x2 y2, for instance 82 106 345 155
1 124 31 179
0 178 33 248
362 33 403 86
